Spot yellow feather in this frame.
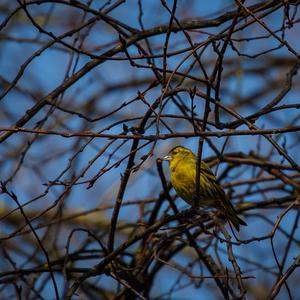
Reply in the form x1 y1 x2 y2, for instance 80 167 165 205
164 146 247 231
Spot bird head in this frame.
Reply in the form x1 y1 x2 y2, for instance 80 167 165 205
163 146 194 162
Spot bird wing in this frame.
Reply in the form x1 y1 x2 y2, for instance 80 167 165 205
192 161 230 208
191 160 246 229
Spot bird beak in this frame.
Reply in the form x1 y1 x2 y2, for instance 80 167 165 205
162 155 172 161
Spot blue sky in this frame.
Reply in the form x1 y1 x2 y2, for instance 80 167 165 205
0 1 300 299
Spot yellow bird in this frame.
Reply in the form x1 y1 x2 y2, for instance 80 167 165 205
163 146 247 231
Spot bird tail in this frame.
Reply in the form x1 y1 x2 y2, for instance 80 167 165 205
228 213 247 231
223 197 247 231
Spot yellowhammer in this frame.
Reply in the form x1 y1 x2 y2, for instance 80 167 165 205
163 146 247 231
